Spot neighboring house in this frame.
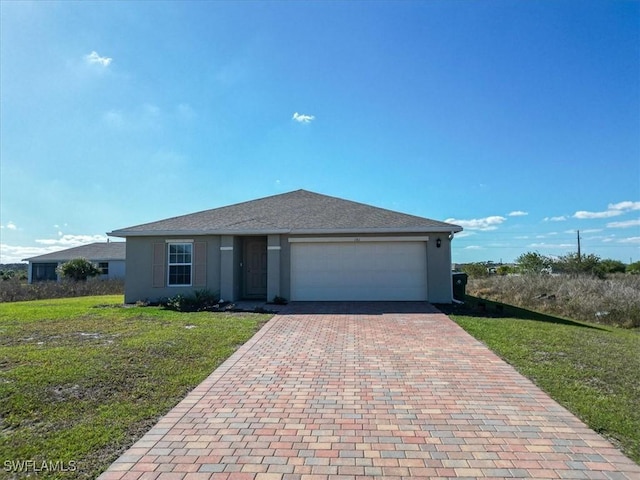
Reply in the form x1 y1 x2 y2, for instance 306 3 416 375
24 242 126 283
108 190 463 304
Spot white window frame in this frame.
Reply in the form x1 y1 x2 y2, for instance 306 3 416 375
167 242 193 287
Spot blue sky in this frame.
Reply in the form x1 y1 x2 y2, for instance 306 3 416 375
1 0 638 265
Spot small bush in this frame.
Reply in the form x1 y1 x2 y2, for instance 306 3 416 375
272 296 288 305
163 289 220 312
57 258 102 281
516 251 552 274
461 263 489 278
628 261 640 275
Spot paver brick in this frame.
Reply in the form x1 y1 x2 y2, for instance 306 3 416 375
98 302 640 480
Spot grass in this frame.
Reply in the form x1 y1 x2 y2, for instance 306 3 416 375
0 295 271 479
443 296 640 465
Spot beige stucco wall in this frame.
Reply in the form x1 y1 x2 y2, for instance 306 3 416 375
124 236 221 304
425 234 453 303
123 231 455 304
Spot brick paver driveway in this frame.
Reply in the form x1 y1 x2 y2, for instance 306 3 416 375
99 302 639 479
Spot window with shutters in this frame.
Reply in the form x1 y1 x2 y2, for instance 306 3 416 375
167 242 192 286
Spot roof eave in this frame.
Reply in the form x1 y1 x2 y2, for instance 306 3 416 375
107 225 463 237
289 226 463 235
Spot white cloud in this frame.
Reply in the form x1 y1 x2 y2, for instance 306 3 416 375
1 221 17 230
574 209 622 219
573 200 640 219
607 219 640 229
85 51 112 67
453 231 476 238
507 211 528 217
609 201 640 211
35 233 108 247
528 242 575 249
292 112 315 123
445 216 506 231
544 216 567 222
0 233 110 263
0 244 54 263
619 236 640 244
464 245 483 250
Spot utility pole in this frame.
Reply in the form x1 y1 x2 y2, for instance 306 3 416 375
577 230 581 263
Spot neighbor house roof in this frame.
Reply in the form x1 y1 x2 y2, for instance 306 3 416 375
23 242 126 262
108 190 462 237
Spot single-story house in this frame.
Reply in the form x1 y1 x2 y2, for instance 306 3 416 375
108 190 463 304
24 242 126 283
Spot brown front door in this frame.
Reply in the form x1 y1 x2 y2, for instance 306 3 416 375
243 238 267 298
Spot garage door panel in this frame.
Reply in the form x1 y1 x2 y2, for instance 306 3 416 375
291 241 427 301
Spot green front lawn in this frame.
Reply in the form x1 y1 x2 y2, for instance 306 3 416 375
446 297 640 465
0 296 271 479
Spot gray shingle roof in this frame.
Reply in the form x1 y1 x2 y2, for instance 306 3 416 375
108 190 462 237
24 242 126 262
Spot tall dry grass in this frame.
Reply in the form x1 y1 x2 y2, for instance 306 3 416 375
0 278 124 303
468 274 640 328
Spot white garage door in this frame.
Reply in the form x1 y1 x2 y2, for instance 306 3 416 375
290 241 428 301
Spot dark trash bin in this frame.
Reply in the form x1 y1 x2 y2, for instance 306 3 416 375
452 272 468 301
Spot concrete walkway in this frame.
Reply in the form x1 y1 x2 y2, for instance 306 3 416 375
98 302 640 479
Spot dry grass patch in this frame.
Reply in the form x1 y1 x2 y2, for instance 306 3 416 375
0 278 124 303
468 274 640 328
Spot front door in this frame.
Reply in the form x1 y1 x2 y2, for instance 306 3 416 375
243 238 267 298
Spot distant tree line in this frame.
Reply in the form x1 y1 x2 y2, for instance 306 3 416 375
461 252 639 278
0 264 27 281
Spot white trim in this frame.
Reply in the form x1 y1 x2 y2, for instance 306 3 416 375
167 242 193 287
220 246 233 251
267 246 281 250
288 236 429 243
165 239 193 243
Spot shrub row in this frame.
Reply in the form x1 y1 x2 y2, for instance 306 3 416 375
162 289 220 312
0 278 124 303
468 274 640 328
